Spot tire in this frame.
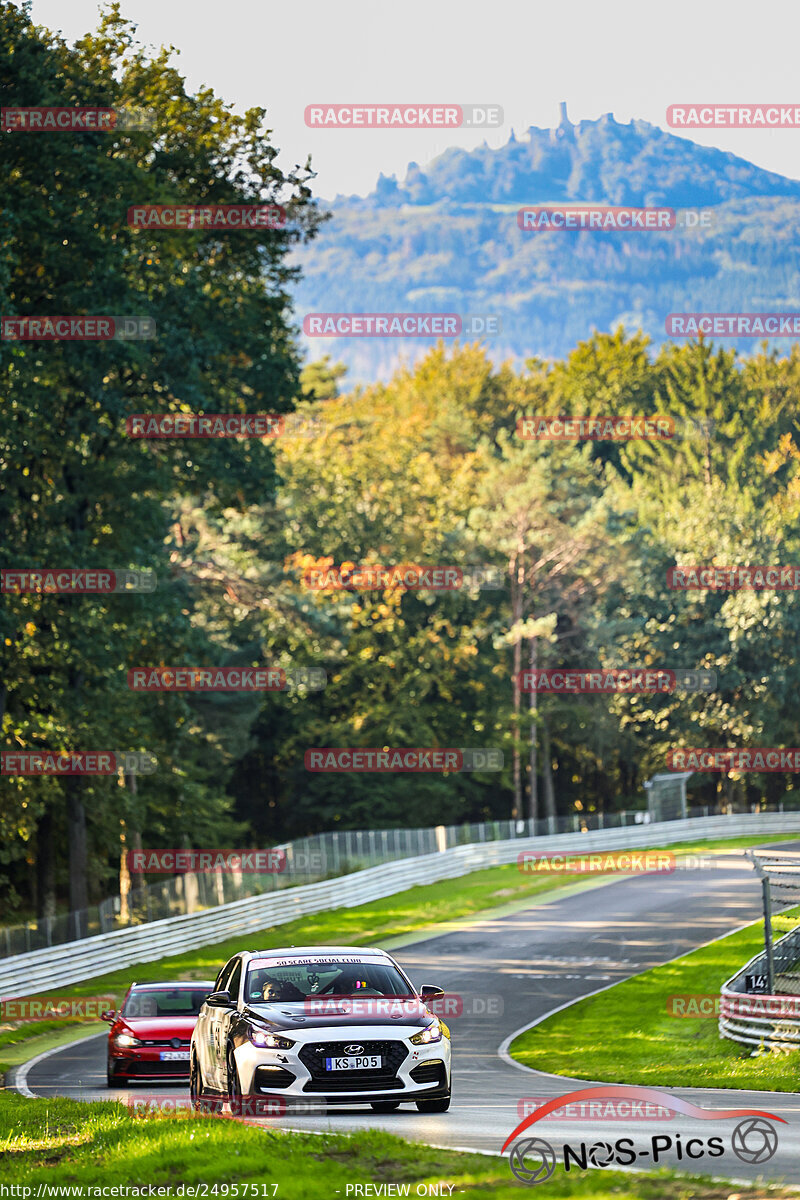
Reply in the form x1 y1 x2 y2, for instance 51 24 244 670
415 1091 451 1113
370 1101 401 1112
107 1063 128 1087
190 1050 206 1111
227 1047 243 1116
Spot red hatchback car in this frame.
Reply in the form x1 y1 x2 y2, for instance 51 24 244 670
104 981 214 1086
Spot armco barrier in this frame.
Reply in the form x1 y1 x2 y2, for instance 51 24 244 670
1 812 655 957
719 918 800 1050
1 812 798 1000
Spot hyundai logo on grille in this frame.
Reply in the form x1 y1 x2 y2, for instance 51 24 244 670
344 1044 363 1055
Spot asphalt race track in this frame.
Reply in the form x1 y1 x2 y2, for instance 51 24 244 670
15 846 800 1186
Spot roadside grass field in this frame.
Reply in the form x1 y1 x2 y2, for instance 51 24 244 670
1 1091 796 1199
509 919 800 1092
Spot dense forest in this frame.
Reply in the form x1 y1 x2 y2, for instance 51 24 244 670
3 4 800 922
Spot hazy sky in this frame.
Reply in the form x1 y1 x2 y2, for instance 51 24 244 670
24 0 800 199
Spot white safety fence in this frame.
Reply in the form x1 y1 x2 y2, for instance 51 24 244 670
1 812 798 1000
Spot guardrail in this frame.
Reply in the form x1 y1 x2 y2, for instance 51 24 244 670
1 811 798 1000
720 926 800 1049
1 803 782 959
1 811 655 958
719 851 800 1050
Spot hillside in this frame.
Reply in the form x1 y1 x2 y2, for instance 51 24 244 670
291 106 800 381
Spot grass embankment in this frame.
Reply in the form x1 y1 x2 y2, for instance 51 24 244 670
509 919 800 1092
1 1091 795 1197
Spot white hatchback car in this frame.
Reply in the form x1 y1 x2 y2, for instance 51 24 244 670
190 946 451 1113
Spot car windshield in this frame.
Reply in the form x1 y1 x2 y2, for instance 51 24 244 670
122 987 209 1018
245 960 415 1004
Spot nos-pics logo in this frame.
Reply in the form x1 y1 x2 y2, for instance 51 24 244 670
503 1086 782 1184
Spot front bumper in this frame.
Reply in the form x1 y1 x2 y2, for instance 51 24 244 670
109 1048 191 1079
234 1024 451 1103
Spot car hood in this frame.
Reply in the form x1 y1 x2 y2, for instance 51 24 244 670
118 1016 198 1036
243 1002 435 1031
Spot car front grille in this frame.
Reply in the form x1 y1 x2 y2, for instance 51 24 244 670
139 1038 191 1047
299 1040 408 1093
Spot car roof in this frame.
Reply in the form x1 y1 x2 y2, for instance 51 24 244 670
247 946 390 959
129 980 215 989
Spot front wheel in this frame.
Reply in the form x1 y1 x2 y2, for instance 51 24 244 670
227 1047 243 1116
107 1063 128 1087
190 1050 206 1110
415 1091 450 1113
370 1101 401 1112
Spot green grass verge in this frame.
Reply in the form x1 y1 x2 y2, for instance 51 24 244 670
1 1091 796 1197
4 831 797 1075
509 918 800 1092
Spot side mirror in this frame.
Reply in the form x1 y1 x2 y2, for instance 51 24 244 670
101 1009 117 1023
419 985 445 1000
206 990 232 1007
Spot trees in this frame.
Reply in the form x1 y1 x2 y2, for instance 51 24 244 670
3 5 800 914
469 431 612 823
0 2 322 914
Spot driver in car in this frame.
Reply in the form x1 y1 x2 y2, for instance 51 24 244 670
260 975 304 1002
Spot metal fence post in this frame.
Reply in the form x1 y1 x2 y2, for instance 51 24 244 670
763 877 775 994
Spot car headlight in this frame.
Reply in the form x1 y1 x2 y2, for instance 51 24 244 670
410 1022 443 1045
113 1033 142 1048
248 1029 295 1049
